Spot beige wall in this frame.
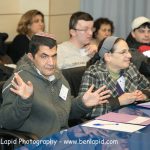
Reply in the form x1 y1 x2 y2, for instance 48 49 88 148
0 0 80 43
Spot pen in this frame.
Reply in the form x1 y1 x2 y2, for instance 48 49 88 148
93 123 119 126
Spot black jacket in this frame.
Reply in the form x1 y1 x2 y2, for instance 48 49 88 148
126 33 150 78
8 34 30 63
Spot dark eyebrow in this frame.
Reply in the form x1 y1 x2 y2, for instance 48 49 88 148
41 53 57 57
52 53 57 57
41 53 49 56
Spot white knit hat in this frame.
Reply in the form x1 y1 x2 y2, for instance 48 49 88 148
132 16 150 30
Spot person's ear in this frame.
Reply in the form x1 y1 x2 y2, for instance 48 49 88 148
104 53 111 62
131 31 135 38
27 53 34 61
70 29 76 37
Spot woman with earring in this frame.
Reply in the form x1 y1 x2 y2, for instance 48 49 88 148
8 9 45 64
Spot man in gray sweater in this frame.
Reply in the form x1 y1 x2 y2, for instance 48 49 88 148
0 32 110 138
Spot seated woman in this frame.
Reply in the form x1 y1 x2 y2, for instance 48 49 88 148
79 36 150 119
8 9 45 63
91 17 114 47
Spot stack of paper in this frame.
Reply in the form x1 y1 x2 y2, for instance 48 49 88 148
82 119 145 133
96 112 150 126
82 112 150 133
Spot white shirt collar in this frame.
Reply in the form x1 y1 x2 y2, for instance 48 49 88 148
36 68 55 82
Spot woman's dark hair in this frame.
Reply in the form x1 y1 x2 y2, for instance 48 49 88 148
93 18 114 38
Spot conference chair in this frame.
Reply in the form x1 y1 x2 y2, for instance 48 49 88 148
61 66 86 97
62 66 86 126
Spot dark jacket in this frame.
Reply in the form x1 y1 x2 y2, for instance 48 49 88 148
8 34 30 63
0 55 92 138
126 33 150 77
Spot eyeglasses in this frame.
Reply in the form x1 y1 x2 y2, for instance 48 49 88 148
73 28 95 33
113 49 131 55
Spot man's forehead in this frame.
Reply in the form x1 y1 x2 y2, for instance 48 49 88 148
77 20 93 26
37 45 57 53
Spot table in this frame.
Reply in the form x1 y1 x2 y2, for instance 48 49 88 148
18 105 150 150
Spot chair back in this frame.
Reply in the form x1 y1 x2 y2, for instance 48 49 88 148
62 66 86 97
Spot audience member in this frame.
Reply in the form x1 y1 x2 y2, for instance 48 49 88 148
8 9 45 64
0 32 13 64
126 16 150 77
57 11 97 69
0 32 111 138
79 36 150 119
91 17 114 47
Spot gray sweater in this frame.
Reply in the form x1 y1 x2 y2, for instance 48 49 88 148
0 55 91 138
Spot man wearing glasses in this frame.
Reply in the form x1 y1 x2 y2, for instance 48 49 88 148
57 11 97 69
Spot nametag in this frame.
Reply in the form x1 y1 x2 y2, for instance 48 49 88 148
59 84 69 101
117 76 125 91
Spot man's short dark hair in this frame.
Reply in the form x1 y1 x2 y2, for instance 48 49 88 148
134 22 150 31
69 11 93 30
29 34 57 56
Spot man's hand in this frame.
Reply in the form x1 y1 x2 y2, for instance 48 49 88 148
82 85 111 107
84 44 98 58
10 73 33 100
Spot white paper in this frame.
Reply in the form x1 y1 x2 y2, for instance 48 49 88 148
127 116 150 124
82 120 145 133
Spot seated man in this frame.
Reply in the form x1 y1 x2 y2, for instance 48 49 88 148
126 16 150 77
57 11 97 69
0 32 111 138
79 36 150 119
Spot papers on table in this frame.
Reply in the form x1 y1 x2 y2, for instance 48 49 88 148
82 119 145 133
96 112 150 126
137 102 150 109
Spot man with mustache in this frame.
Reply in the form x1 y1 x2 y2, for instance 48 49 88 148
0 32 111 139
